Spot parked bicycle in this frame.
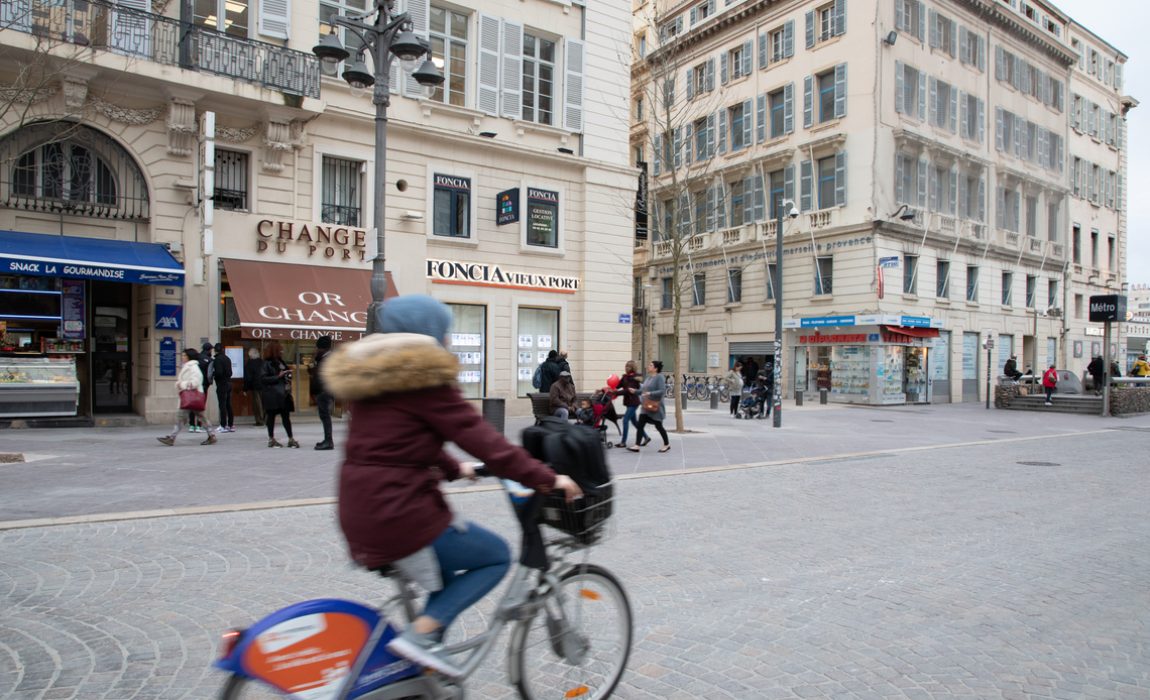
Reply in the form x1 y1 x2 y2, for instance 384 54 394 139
713 375 732 403
213 470 632 700
680 374 708 401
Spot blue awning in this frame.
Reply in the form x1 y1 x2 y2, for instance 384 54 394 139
0 230 184 286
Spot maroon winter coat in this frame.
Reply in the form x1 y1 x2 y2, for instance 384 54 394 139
322 332 558 569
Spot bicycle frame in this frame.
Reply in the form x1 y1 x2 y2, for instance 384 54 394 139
214 482 589 700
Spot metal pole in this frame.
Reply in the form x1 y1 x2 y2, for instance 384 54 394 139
364 4 393 335
985 342 991 410
1102 320 1112 416
773 201 784 428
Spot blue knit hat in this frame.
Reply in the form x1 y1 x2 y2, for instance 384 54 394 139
376 295 453 344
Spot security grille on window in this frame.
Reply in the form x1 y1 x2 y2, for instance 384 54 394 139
430 6 468 107
432 174 470 238
13 142 117 207
214 149 248 211
526 187 559 247
814 256 833 295
321 155 362 226
522 33 556 125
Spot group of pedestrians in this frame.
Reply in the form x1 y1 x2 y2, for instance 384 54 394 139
157 337 336 449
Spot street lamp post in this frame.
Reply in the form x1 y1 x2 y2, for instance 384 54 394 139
773 198 798 428
313 4 443 333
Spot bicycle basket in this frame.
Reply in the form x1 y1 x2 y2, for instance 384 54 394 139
540 482 614 545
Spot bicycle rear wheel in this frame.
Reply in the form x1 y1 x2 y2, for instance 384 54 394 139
509 564 632 700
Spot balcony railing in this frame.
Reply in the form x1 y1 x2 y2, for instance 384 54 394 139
808 209 833 229
1028 237 1044 253
6 0 320 98
721 227 743 246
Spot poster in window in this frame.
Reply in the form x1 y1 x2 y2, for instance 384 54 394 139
518 335 534 348
537 335 553 348
526 188 559 247
518 351 533 364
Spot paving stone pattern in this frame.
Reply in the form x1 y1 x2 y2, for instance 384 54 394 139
2 432 1149 698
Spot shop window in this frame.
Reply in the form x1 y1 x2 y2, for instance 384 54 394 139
727 268 742 303
432 173 471 238
692 273 706 306
447 303 485 398
214 149 249 211
814 256 833 295
429 5 468 107
688 332 707 373
936 260 950 298
526 187 559 248
320 155 362 226
516 307 558 396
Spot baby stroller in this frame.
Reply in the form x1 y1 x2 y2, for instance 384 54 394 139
586 387 622 447
737 381 770 419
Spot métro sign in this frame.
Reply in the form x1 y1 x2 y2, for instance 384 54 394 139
1088 294 1127 323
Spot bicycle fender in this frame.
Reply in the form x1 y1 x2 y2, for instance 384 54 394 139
214 598 421 699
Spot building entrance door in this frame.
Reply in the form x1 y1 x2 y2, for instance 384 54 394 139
91 282 132 414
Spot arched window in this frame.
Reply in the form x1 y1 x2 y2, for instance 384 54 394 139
1 122 149 220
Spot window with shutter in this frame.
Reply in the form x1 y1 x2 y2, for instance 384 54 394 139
564 38 584 132
259 0 288 40
403 0 430 96
476 16 500 115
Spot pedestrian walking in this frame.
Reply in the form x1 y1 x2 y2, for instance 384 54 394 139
1132 355 1150 377
261 341 299 448
536 350 563 393
617 360 642 448
212 343 234 432
548 370 576 420
243 347 265 426
726 362 744 416
310 335 335 451
627 360 670 453
156 348 217 446
189 342 214 432
1042 364 1058 406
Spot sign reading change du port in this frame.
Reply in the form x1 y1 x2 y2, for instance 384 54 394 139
1089 295 1126 323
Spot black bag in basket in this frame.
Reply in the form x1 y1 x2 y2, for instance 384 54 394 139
522 417 613 540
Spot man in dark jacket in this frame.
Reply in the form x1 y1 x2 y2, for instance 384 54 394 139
310 336 335 450
190 342 214 432
1086 356 1104 394
537 350 564 393
1004 355 1023 381
212 343 234 432
243 347 265 426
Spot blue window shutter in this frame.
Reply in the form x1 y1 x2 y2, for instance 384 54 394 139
1 0 31 30
896 0 906 32
258 0 290 40
743 179 754 224
978 99 985 143
949 165 958 213
928 165 939 211
805 10 815 48
706 112 716 159
685 123 693 165
995 108 1003 151
753 175 765 221
834 63 847 118
759 32 768 70
673 127 682 169
706 186 716 231
756 94 766 143
800 161 813 211
784 20 795 57
995 45 1004 81
834 0 845 36
783 82 794 133
718 109 727 154
895 61 904 114
928 77 937 125
653 134 662 175
803 75 813 128
742 99 753 147
690 6 697 24
977 35 985 72
895 155 904 203
742 41 752 76
917 72 926 120
477 14 501 116
687 68 695 101
834 151 847 206
949 86 958 132
500 20 523 119
917 157 927 207
784 164 795 206
706 59 716 91
916 0 925 41
977 176 986 222
928 9 937 49
721 52 729 85
563 38 585 132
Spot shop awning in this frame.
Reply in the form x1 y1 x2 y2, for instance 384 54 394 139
223 259 396 341
881 325 940 343
0 230 184 285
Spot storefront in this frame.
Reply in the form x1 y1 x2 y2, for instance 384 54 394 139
785 314 942 405
0 230 184 421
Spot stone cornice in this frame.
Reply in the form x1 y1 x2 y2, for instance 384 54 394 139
953 0 1077 68
645 0 775 66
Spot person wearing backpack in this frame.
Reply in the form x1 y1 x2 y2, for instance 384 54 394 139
1041 364 1058 406
190 342 214 432
536 350 563 393
310 335 335 450
322 294 581 678
212 342 234 432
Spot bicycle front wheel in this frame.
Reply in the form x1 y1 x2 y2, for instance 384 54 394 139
509 564 632 700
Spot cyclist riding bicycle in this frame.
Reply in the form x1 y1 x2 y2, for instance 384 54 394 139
322 295 582 679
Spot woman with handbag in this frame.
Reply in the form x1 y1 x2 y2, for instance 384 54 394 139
261 341 300 448
156 348 217 446
627 359 670 453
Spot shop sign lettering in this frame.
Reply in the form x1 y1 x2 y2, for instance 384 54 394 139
798 333 874 344
256 220 368 263
257 291 368 325
426 259 579 294
656 235 873 274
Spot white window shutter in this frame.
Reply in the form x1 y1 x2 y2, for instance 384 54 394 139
259 0 290 40
564 38 585 132
895 61 904 114
403 0 431 97
477 14 501 115
501 20 523 119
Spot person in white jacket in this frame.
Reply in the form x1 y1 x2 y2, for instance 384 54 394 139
157 348 217 446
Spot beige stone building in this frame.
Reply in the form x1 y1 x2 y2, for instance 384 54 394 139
631 0 1132 405
0 0 633 424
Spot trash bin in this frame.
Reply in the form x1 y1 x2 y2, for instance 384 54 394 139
795 390 804 406
819 388 828 405
480 397 505 434
709 387 719 410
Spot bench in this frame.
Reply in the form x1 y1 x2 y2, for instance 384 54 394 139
526 392 596 425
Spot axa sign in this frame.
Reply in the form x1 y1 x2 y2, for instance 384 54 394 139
155 304 183 330
1088 294 1126 323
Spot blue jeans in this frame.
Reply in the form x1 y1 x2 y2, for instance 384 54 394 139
621 405 639 444
423 522 510 628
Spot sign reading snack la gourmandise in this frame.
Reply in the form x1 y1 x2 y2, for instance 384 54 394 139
426 259 579 294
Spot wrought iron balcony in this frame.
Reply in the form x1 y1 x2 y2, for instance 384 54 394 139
5 0 320 99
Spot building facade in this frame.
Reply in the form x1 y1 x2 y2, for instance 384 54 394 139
630 0 1131 405
0 0 633 424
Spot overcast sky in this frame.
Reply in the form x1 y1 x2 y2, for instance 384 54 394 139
1053 0 1146 285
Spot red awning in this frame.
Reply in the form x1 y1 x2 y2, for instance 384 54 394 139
881 325 940 343
223 259 396 341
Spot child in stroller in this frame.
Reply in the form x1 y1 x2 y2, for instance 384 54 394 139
584 387 623 447
737 376 771 419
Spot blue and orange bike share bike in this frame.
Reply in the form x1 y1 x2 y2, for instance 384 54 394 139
214 469 630 699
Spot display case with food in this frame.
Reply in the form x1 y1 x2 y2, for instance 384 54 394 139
0 356 80 417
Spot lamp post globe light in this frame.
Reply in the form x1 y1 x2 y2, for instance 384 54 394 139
313 2 444 333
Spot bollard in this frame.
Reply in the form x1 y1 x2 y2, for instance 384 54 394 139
480 397 505 435
710 386 719 410
795 390 804 406
819 388 828 405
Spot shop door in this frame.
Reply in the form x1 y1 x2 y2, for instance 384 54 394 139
91 282 132 413
961 332 980 402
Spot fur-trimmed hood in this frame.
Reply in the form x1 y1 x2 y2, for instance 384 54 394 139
321 333 458 401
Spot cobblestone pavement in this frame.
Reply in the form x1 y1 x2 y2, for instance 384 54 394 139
3 402 1146 524
2 429 1149 699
